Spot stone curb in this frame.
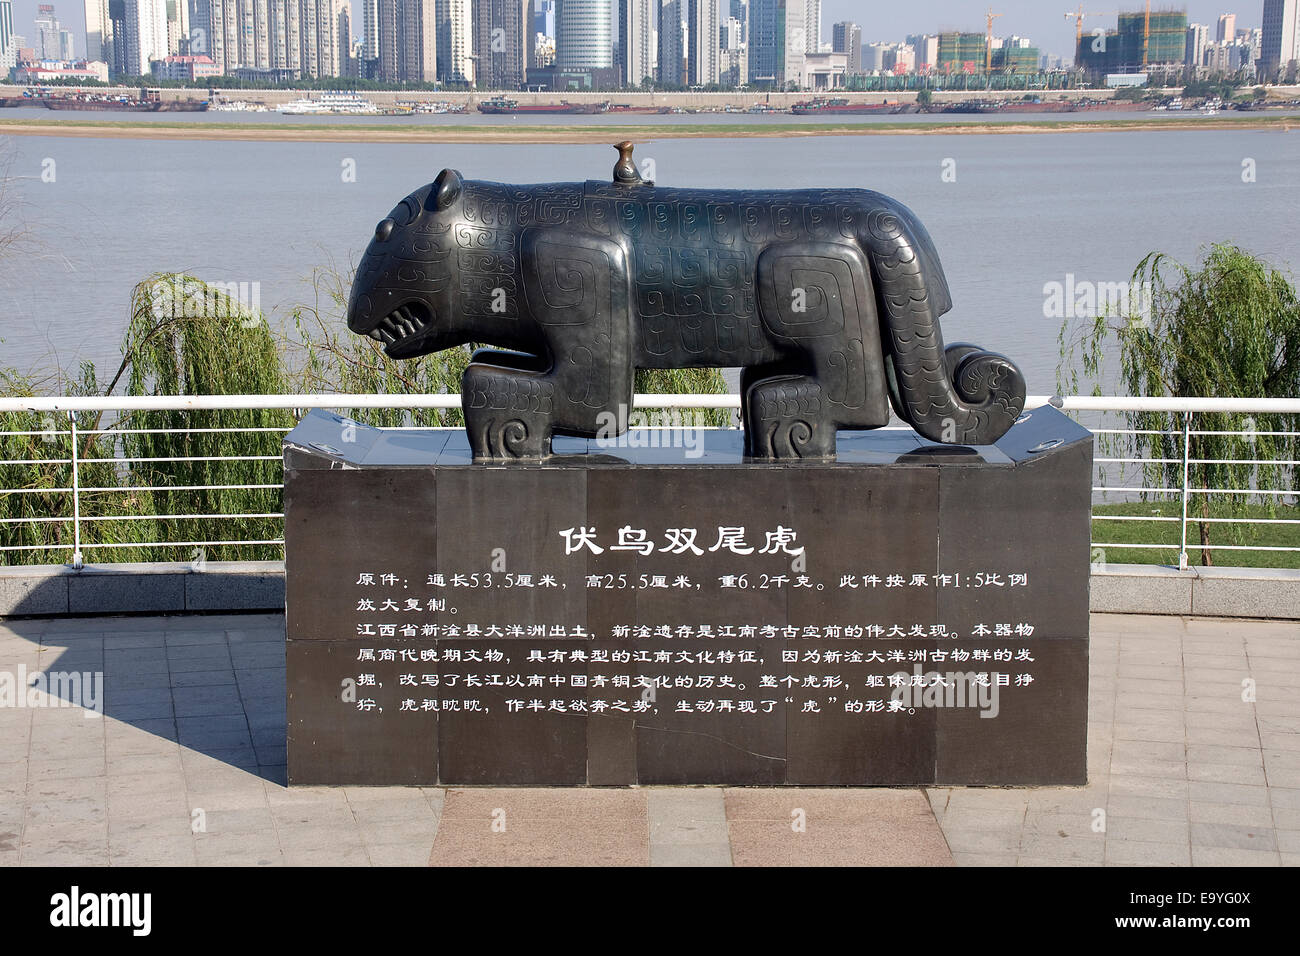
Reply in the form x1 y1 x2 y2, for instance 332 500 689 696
1090 562 1300 620
0 561 284 617
1 562 1298 620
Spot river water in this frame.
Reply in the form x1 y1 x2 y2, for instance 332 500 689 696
1 123 1297 396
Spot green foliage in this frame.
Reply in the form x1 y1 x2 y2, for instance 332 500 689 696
3 265 733 566
1060 245 1300 565
283 265 472 428
111 274 295 562
0 364 157 565
633 367 733 428
1181 76 1243 101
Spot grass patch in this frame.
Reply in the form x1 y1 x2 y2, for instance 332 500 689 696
1091 500 1300 569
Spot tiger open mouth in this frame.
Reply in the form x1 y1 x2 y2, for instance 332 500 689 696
366 302 430 350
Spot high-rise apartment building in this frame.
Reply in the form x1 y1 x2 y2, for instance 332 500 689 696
747 0 801 87
435 0 472 82
831 19 858 72
359 0 378 57
619 0 655 86
0 0 15 72
196 0 343 77
554 0 611 69
1261 0 1299 78
85 0 114 60
399 0 436 80
124 0 168 72
658 0 682 83
720 11 745 85
163 0 187 55
728 0 744 31
686 0 718 85
1217 12 1236 43
34 4 75 58
473 0 526 87
1187 22 1209 68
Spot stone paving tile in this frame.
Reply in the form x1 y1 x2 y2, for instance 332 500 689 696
1190 821 1277 851
1189 801 1274 827
1106 817 1189 845
1190 846 1281 866
724 789 952 867
429 789 648 866
1 611 1296 866
1275 807 1300 830
1107 794 1188 821
194 835 284 866
646 788 731 861
1105 839 1192 866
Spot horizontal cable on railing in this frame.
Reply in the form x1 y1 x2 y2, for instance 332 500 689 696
78 513 284 523
1090 515 1182 522
1096 457 1183 464
83 427 294 436
79 455 281 464
1093 486 1183 494
3 394 1297 569
78 484 282 493
81 540 285 550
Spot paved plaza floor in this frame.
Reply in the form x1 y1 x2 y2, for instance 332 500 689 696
0 612 1296 866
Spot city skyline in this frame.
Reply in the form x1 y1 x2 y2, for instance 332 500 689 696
818 1 1261 60
2 0 1271 62
0 0 1279 85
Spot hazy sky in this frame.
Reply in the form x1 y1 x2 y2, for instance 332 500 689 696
7 1 1265 66
817 1 1262 59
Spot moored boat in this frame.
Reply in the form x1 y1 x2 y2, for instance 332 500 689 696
477 97 608 114
790 97 906 115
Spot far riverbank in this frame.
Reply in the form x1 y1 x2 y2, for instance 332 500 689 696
1 113 1296 143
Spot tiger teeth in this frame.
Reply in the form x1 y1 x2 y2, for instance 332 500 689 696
370 307 427 347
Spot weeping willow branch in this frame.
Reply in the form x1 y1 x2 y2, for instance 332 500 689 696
1058 245 1300 566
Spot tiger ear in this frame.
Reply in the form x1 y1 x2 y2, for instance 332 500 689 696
428 169 463 211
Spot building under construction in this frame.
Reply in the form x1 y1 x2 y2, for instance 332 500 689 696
993 43 1041 74
1076 8 1189 76
936 32 989 73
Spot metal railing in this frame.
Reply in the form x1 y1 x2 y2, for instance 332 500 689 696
1 393 1297 571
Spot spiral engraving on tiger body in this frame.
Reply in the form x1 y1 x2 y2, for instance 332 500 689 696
746 378 835 460
861 209 1025 444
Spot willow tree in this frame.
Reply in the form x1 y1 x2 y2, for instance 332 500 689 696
1060 245 1300 565
284 264 732 430
284 264 472 429
107 273 295 562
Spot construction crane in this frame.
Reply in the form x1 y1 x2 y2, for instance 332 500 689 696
1064 6 1120 45
985 7 1003 74
1064 6 1152 69
1142 0 1151 67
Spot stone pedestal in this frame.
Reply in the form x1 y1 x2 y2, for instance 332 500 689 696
283 408 1092 786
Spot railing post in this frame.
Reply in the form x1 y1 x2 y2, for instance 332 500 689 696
1178 410 1192 572
68 410 84 570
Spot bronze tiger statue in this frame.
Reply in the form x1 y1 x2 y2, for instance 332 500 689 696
345 143 1026 460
